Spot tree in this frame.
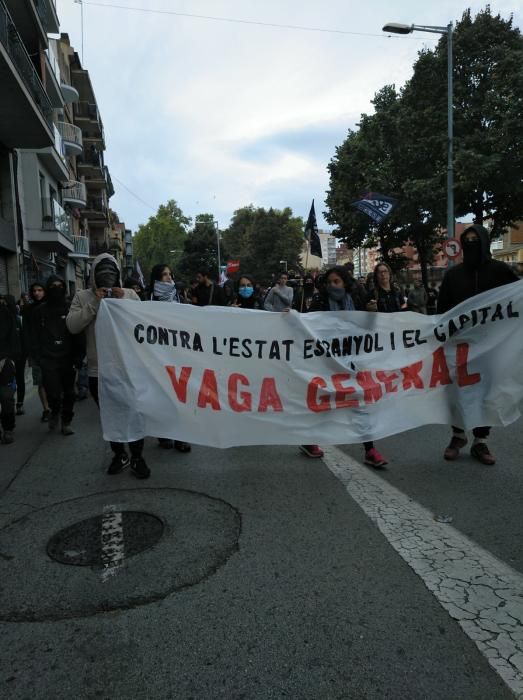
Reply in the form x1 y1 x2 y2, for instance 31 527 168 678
175 213 227 283
132 200 190 282
222 206 305 284
326 7 523 282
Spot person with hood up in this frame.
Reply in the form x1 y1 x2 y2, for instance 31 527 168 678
0 294 18 444
31 277 85 435
66 254 150 478
437 224 519 465
23 282 50 421
149 263 191 452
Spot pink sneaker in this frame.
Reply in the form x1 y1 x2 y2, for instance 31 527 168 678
364 447 388 468
299 444 324 458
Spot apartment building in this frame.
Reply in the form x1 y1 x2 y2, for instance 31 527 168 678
0 0 127 297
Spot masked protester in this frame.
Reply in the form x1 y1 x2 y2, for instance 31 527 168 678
437 225 519 465
0 295 18 444
231 274 261 309
66 254 151 478
31 277 85 436
303 266 388 467
149 264 191 452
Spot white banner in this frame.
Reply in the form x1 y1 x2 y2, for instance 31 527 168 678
96 281 523 447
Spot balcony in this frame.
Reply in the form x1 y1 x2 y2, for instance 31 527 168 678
56 121 83 155
27 198 73 253
85 196 108 219
44 42 63 108
73 100 104 141
78 144 104 173
35 0 60 35
0 0 54 148
69 235 90 259
108 236 122 253
89 239 109 257
61 81 79 104
36 123 68 180
62 181 87 208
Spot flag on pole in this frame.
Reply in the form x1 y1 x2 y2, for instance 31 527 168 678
351 191 398 224
133 260 145 288
304 200 322 258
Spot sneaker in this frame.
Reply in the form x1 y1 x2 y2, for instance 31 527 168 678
41 409 50 423
16 403 24 416
470 442 496 466
299 444 324 458
130 456 151 479
2 430 14 445
48 411 59 431
107 452 130 475
61 422 75 436
364 447 388 468
444 435 468 461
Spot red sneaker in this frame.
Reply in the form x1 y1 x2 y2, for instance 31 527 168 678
299 444 324 458
364 447 388 468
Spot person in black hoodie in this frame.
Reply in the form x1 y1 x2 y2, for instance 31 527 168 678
0 295 18 444
32 276 85 435
437 224 519 465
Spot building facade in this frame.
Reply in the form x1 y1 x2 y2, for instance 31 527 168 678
0 0 128 298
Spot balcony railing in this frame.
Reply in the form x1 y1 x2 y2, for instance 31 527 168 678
69 235 90 258
56 121 83 153
0 0 53 129
41 199 72 241
74 100 100 123
35 0 60 34
86 196 107 213
89 239 109 256
78 145 104 170
62 181 87 207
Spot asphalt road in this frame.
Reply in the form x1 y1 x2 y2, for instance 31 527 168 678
0 389 520 699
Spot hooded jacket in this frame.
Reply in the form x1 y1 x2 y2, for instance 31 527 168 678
66 254 139 377
22 282 45 359
437 225 519 313
31 276 85 366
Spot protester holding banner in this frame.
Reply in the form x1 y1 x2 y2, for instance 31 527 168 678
366 263 405 313
149 263 191 453
66 253 151 479
192 269 226 307
437 224 519 466
304 266 388 467
231 275 261 309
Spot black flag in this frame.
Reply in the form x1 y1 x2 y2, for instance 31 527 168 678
304 200 322 258
351 191 398 224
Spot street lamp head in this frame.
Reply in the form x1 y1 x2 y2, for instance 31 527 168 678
382 23 413 34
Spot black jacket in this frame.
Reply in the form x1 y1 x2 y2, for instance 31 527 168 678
437 225 519 313
0 302 18 362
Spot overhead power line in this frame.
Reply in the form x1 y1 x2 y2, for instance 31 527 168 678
112 175 156 211
80 1 436 40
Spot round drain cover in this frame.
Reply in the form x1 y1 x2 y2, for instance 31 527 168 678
47 511 164 566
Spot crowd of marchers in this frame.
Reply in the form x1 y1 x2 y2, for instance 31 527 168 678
0 224 519 477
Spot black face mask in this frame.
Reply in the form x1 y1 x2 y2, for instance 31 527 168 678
47 287 66 304
95 261 119 288
462 239 483 269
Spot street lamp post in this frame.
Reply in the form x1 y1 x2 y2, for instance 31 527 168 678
195 217 221 280
279 260 288 273
382 22 454 241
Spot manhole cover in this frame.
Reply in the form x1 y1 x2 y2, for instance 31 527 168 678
47 511 164 566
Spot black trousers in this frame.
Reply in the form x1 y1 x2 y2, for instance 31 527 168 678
41 362 75 423
88 377 144 457
15 357 26 405
0 385 15 431
452 425 490 439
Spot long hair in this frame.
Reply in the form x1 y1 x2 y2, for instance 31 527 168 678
149 264 172 298
373 262 394 290
323 265 352 291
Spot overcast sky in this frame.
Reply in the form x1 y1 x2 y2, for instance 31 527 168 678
55 0 522 233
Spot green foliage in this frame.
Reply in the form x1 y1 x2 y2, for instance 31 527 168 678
132 200 190 279
222 206 305 284
326 7 523 277
176 214 227 283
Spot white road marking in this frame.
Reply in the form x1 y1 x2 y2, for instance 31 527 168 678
321 445 523 699
100 505 125 582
